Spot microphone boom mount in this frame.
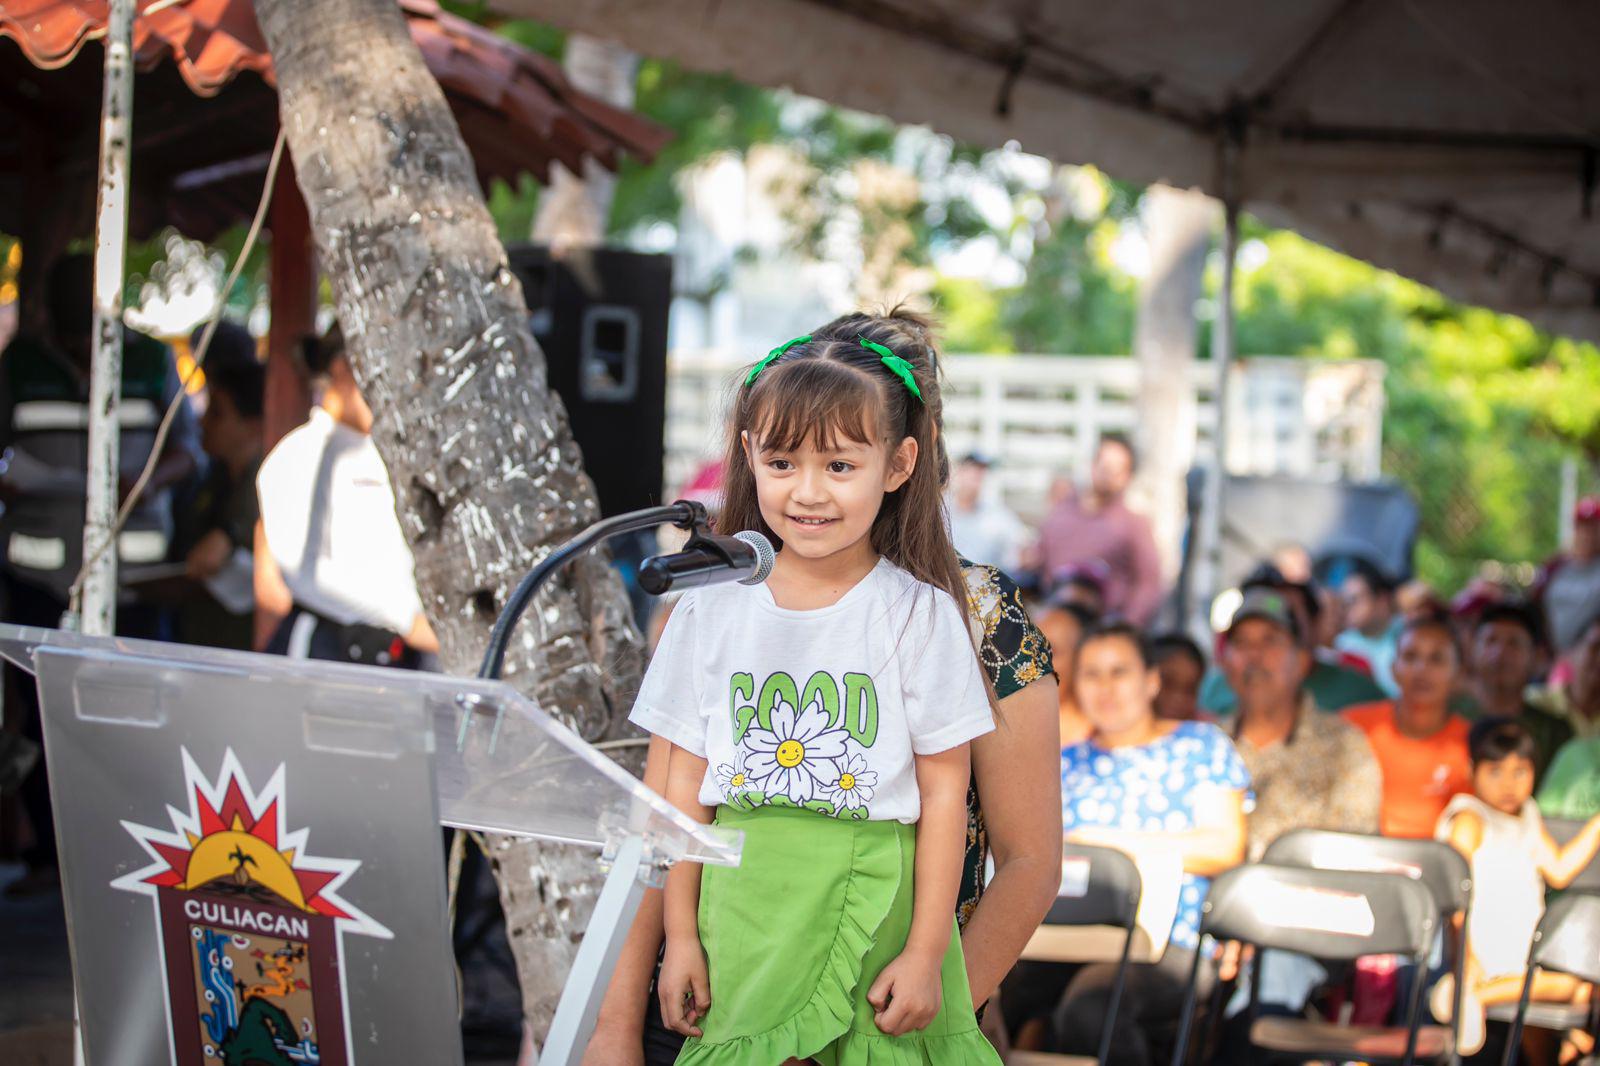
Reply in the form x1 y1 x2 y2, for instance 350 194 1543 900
478 500 712 680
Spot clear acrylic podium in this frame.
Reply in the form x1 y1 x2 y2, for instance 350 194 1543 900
0 623 741 1066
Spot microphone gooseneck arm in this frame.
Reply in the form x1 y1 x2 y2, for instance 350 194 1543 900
478 501 709 681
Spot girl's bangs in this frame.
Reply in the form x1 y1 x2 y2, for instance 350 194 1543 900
745 360 883 453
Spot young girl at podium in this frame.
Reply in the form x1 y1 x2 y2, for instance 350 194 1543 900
628 314 1004 1064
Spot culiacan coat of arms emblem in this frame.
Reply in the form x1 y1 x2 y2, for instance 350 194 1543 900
112 748 391 1065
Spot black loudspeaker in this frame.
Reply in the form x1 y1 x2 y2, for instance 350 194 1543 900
1183 470 1419 590
505 244 673 517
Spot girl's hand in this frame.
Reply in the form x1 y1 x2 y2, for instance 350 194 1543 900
866 947 943 1035
658 936 711 1037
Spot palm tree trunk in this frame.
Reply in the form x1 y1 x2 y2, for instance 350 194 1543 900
254 0 646 1040
1133 184 1216 615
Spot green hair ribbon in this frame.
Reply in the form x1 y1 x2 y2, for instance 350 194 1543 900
857 335 923 402
744 332 923 403
745 334 812 386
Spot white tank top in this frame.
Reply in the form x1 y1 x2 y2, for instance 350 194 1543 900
1435 793 1546 979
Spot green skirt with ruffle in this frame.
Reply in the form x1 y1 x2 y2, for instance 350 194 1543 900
676 804 1001 1066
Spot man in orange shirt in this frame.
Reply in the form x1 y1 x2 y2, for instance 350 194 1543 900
1344 614 1474 838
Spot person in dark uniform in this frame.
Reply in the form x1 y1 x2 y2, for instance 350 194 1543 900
171 355 265 651
0 253 202 896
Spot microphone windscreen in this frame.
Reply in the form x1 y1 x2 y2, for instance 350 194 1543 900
733 530 776 584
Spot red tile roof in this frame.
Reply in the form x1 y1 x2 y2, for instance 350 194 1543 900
0 1 668 237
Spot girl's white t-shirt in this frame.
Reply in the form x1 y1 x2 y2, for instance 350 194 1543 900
629 558 995 824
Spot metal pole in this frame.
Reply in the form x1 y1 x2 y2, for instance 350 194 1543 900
73 6 135 1057
1195 169 1241 624
78 0 136 640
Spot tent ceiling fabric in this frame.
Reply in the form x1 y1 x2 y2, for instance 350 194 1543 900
500 0 1600 343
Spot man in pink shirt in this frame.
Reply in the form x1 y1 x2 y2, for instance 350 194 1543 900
1032 434 1164 625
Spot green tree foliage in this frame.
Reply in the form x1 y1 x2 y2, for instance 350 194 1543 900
609 62 784 238
1224 228 1600 591
997 216 1137 354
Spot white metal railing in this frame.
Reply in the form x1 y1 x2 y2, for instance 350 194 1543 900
665 351 1385 519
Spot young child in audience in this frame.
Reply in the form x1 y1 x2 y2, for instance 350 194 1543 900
1432 717 1600 1055
1149 632 1211 722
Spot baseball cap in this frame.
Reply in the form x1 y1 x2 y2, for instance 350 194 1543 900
1576 496 1600 523
1450 578 1502 619
1224 586 1302 642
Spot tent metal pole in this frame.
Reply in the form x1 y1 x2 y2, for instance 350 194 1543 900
1195 149 1240 622
77 0 136 641
71 9 136 1062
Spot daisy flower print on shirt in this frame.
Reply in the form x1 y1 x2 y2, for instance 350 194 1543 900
714 750 755 804
744 695 847 804
824 750 878 813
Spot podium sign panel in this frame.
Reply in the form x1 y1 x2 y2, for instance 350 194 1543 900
1 624 741 1066
26 642 458 1066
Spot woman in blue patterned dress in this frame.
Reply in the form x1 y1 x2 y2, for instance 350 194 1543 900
1003 621 1250 1065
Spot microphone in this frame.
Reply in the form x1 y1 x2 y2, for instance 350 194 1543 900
638 530 774 595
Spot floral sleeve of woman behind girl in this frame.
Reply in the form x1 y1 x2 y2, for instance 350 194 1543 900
957 562 1055 929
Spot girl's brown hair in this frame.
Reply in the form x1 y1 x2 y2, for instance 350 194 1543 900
716 306 970 646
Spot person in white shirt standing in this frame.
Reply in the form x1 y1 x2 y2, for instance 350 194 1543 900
253 326 437 666
946 452 1028 577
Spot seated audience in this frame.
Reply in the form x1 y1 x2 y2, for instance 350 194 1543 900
1538 734 1600 819
1432 718 1600 1056
1343 615 1472 838
1034 589 1098 746
1334 559 1403 695
1449 578 1504 676
1396 578 1447 623
1003 622 1248 1065
1217 586 1381 1042
1269 542 1313 585
1529 608 1600 743
1222 585 1381 857
1150 632 1209 722
1461 602 1572 783
1047 561 1110 620
1200 567 1387 716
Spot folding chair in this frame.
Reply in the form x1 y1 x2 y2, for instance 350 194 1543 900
1487 818 1600 1038
1501 892 1600 1066
1264 829 1471 1059
1169 863 1444 1066
1010 844 1143 1066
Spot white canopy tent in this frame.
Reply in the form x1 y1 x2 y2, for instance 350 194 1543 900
498 0 1600 345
